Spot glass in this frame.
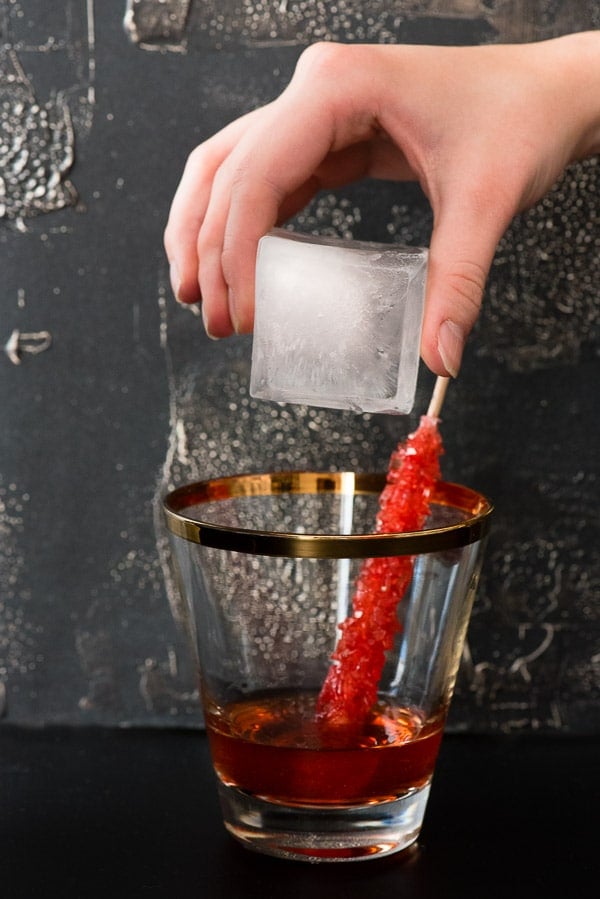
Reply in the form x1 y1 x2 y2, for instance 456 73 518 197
250 230 428 414
164 471 492 863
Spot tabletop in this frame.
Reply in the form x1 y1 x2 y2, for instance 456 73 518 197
2 726 597 898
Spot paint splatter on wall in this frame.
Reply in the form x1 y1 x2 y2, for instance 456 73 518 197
0 48 77 227
482 158 600 373
125 0 600 50
0 0 96 228
124 0 191 47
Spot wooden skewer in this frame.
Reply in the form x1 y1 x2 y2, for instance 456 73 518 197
426 375 450 419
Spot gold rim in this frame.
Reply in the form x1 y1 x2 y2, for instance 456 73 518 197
163 470 493 559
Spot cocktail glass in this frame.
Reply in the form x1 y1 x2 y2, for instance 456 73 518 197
163 470 492 863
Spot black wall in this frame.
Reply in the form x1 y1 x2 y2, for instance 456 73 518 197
1 1 598 732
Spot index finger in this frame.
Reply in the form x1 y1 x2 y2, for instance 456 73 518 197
164 109 265 304
202 44 386 334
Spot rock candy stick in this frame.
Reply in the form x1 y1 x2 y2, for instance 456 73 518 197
316 378 449 728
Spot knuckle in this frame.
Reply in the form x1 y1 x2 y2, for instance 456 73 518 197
184 142 210 172
446 261 487 317
294 41 351 83
220 243 236 284
163 215 183 257
183 142 222 185
163 225 173 255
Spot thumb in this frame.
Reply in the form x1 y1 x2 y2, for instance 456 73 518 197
420 198 510 377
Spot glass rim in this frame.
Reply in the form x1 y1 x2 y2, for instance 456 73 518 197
163 470 493 560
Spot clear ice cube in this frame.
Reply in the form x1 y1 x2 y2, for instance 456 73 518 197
250 229 428 415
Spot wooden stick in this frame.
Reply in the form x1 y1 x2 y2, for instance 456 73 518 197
427 375 450 419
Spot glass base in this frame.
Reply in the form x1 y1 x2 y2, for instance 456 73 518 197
217 780 431 863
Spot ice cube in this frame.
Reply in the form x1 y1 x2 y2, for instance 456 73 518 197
250 229 428 414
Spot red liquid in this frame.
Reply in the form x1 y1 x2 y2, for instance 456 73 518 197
205 691 445 806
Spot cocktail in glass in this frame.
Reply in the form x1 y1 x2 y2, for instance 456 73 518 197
164 471 492 862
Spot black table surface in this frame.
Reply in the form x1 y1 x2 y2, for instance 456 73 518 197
2 726 598 898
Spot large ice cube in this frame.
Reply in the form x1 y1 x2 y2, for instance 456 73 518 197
250 229 428 414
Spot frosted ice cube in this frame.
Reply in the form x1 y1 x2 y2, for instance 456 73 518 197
250 229 428 414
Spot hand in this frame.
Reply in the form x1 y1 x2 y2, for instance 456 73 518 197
164 31 600 377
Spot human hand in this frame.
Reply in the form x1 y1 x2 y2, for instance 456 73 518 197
164 31 600 377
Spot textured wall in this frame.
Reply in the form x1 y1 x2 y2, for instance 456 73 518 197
1 0 598 732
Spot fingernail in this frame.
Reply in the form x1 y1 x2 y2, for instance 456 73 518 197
437 319 464 378
201 304 218 340
169 260 181 301
227 287 240 333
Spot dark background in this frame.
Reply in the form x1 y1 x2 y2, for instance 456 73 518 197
1 0 598 733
